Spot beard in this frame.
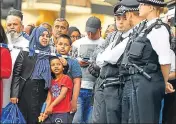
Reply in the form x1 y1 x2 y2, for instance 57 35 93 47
7 30 21 43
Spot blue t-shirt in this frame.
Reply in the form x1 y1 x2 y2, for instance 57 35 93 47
66 58 82 80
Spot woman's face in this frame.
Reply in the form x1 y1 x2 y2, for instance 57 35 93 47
39 31 50 47
70 31 81 43
138 3 151 18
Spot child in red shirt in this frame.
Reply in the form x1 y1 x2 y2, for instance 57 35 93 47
38 56 73 123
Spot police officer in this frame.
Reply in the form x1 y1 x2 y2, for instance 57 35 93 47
119 0 173 123
91 0 144 123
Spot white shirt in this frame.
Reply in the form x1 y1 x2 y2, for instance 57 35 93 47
72 36 104 89
146 18 171 65
170 49 175 72
3 34 29 108
96 30 132 67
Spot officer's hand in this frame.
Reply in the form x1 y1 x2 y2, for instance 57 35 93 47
88 62 100 78
10 97 19 104
166 82 175 93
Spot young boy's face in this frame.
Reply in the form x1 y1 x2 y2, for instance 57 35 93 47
50 58 64 75
56 37 71 55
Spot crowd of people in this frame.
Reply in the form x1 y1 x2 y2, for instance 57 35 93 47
0 0 176 123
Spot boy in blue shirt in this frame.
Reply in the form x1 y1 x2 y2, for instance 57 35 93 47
55 34 82 122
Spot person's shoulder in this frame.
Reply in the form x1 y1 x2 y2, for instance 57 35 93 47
61 75 73 87
72 37 86 46
105 31 118 41
67 57 79 65
0 47 10 55
19 36 30 47
108 31 117 37
150 25 169 36
63 75 72 81
99 37 105 42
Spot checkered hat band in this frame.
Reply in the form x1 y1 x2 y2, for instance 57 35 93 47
138 0 166 6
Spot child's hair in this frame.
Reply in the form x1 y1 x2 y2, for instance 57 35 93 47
49 56 68 79
57 34 72 46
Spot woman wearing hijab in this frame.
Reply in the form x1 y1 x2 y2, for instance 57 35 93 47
10 26 51 124
68 26 81 43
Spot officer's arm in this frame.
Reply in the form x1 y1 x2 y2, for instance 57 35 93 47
168 72 176 81
161 65 171 83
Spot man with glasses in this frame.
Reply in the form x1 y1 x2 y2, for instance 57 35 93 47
50 18 69 53
68 26 81 43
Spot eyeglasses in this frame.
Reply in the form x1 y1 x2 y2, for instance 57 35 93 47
70 36 81 39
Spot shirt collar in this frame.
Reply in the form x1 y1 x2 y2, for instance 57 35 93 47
147 17 159 27
122 29 132 39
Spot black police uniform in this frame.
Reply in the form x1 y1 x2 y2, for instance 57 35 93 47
92 31 121 123
92 0 140 123
119 3 171 122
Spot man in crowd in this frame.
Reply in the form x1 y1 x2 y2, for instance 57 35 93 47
71 16 104 123
50 18 69 53
3 9 29 108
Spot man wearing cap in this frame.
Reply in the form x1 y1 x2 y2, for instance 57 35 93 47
3 9 29 108
71 16 104 123
91 0 145 123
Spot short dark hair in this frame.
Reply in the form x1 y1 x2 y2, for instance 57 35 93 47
27 24 35 36
68 26 81 36
7 9 23 21
40 22 52 30
58 34 72 46
54 18 69 28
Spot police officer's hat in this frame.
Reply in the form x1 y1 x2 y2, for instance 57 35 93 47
114 0 139 16
137 0 166 7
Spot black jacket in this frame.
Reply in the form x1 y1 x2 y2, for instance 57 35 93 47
10 50 69 98
10 50 37 98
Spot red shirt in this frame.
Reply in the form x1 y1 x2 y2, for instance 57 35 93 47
0 47 12 115
50 75 73 113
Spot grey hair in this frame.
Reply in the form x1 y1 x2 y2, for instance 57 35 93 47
7 9 23 21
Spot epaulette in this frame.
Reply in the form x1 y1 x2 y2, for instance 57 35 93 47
154 19 162 29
